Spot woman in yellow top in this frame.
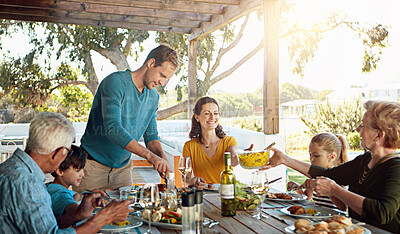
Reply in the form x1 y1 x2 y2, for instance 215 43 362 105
183 97 239 188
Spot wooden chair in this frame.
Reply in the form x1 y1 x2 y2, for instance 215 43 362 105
132 155 182 187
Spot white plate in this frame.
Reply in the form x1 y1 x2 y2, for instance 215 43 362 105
101 216 142 233
203 183 220 192
76 215 142 233
284 224 371 234
280 206 342 219
265 193 307 201
131 216 182 230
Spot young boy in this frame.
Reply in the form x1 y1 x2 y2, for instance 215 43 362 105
46 145 86 218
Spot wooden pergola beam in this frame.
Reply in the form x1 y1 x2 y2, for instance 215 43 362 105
0 13 191 34
263 0 280 134
0 0 212 21
0 5 201 29
60 0 227 14
188 0 261 40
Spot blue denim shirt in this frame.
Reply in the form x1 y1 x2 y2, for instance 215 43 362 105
0 148 75 234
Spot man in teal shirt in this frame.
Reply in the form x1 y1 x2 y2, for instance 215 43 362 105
76 44 179 192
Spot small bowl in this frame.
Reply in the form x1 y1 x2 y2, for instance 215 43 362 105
238 150 270 169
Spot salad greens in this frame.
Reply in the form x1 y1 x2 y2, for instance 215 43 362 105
234 181 261 210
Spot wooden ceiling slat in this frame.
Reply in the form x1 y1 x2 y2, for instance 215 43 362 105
0 5 201 29
182 0 239 4
60 0 226 14
189 0 261 40
0 0 212 21
0 13 192 33
0 0 262 36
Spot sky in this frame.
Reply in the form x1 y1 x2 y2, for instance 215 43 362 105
1 0 400 94
207 0 400 93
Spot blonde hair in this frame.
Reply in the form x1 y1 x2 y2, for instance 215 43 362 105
364 100 400 148
311 133 349 166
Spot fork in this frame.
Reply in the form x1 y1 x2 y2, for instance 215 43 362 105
82 190 113 202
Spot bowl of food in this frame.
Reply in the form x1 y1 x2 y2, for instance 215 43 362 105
238 150 270 169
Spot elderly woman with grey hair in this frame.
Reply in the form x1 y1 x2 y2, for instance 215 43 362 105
0 112 132 234
263 100 400 233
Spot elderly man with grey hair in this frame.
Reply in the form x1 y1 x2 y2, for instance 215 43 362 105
0 112 132 234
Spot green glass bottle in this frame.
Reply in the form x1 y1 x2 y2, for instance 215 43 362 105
220 152 236 216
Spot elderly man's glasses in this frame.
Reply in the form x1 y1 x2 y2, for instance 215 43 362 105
52 146 74 158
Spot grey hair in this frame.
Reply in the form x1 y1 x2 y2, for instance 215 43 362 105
26 112 75 155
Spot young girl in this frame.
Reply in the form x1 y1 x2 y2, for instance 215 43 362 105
287 133 349 211
46 145 86 218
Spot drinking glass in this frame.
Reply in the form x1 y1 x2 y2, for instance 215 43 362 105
251 170 269 219
178 156 192 189
139 184 161 234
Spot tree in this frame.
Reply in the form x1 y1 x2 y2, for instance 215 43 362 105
0 1 390 120
280 83 316 103
300 98 363 136
213 92 253 118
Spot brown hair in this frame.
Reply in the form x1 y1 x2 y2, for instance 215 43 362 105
311 133 349 166
51 145 87 177
189 97 226 143
143 44 180 68
363 100 400 148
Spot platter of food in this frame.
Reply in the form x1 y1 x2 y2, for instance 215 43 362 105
203 183 220 192
284 215 370 234
132 206 182 230
265 192 307 201
281 205 342 219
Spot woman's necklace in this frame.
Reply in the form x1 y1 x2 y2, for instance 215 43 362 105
358 152 400 184
202 138 219 149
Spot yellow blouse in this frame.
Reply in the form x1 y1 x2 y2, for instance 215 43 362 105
182 136 238 184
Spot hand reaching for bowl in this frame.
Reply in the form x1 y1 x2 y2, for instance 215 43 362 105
244 144 254 151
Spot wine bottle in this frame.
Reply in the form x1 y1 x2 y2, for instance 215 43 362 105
220 152 236 217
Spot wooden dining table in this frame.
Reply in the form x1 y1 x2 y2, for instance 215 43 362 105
155 191 391 234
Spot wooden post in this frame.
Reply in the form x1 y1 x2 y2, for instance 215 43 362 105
263 0 280 134
188 39 198 118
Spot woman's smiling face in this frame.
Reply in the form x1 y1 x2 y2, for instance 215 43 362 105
195 103 220 131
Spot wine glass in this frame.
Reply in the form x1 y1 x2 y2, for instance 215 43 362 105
139 184 161 234
178 156 192 189
251 170 269 219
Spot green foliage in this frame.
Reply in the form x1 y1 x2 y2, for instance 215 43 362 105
37 84 93 122
347 131 362 150
230 116 263 132
280 83 317 103
285 131 311 154
156 24 236 99
222 116 263 132
212 93 253 117
300 98 363 136
357 24 389 72
0 54 51 106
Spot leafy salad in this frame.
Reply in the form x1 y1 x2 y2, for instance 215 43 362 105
234 181 261 210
